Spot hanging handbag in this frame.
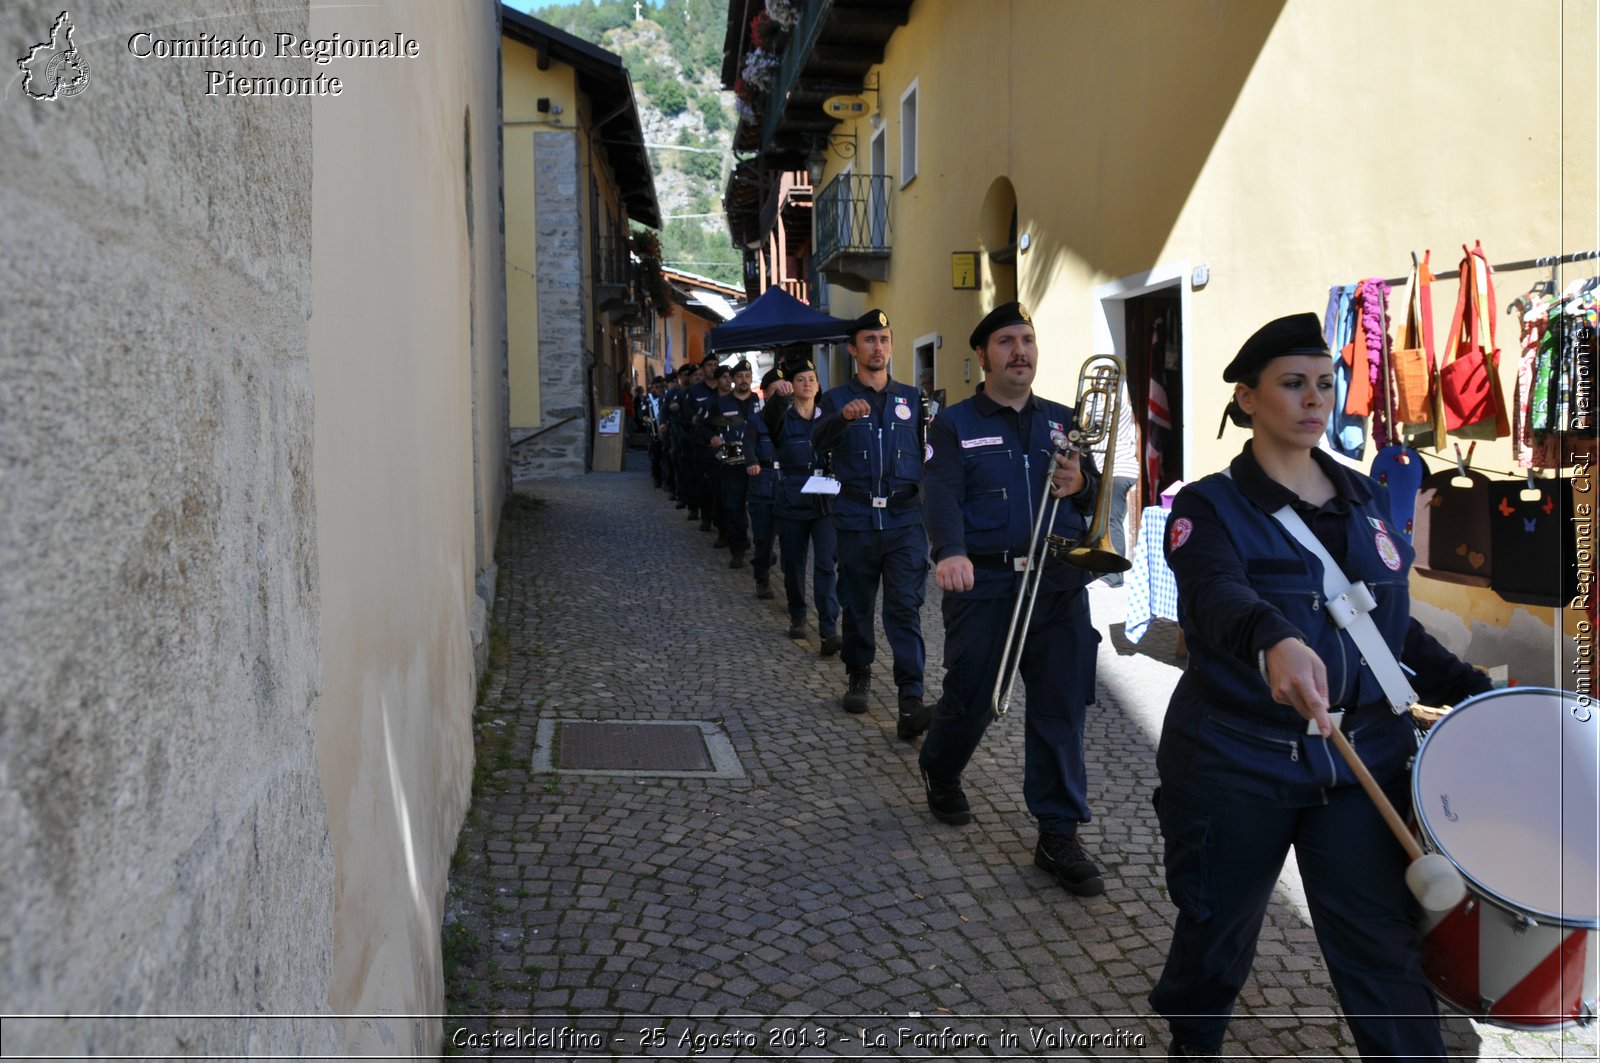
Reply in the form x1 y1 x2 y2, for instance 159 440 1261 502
1415 461 1493 587
1438 243 1511 437
1486 477 1577 607
1392 255 1436 425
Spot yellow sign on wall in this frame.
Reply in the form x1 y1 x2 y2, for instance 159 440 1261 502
950 252 978 290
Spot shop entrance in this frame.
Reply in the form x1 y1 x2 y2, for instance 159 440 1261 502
1122 286 1185 503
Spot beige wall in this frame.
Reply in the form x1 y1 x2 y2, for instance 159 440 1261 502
817 0 1597 684
310 1 504 1056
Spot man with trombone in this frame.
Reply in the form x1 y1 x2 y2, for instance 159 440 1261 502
918 302 1119 897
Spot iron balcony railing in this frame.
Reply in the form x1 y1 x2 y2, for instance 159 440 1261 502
814 172 892 266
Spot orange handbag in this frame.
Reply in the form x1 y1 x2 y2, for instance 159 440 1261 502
1392 254 1436 425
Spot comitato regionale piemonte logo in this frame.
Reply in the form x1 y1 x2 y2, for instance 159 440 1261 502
18 11 91 100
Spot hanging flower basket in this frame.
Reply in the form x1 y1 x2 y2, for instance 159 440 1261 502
765 0 799 30
750 11 782 50
741 48 778 91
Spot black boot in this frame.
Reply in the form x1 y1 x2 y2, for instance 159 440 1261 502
896 694 931 740
841 669 870 714
1034 833 1105 896
920 768 972 825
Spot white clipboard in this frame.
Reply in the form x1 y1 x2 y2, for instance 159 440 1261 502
801 475 841 496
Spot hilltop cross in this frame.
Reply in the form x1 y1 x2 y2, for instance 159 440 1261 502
633 1 642 19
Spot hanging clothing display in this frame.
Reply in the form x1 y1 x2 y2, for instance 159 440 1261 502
1322 284 1366 459
1510 272 1598 468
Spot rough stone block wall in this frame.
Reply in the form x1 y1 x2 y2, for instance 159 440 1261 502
520 129 589 478
0 1 338 1056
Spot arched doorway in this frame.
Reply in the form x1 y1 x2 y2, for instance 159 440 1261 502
978 178 1018 306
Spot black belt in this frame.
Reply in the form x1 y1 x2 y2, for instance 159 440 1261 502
967 551 1033 572
840 484 919 508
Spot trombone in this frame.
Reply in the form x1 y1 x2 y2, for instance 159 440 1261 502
990 354 1132 718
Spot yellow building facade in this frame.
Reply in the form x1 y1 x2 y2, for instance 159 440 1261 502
740 0 1597 688
503 8 660 477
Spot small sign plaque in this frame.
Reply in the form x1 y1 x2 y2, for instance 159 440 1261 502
951 251 979 290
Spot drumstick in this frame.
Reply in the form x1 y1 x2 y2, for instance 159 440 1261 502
1326 727 1467 912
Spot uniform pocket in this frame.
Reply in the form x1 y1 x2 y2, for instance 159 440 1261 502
962 487 1007 532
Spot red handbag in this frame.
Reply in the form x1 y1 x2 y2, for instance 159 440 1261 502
1438 243 1510 436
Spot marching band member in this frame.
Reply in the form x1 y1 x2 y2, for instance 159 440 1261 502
1149 312 1492 1061
918 302 1106 895
765 356 842 652
813 310 931 737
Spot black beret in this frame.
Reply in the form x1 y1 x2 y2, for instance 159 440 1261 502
1223 312 1331 383
701 353 721 366
847 308 891 338
711 364 731 378
651 375 665 384
969 301 1033 349
731 359 752 374
676 364 694 376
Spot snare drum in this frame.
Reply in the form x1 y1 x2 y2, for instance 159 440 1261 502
1411 687 1598 1029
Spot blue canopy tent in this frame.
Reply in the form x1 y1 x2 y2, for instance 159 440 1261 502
706 285 853 353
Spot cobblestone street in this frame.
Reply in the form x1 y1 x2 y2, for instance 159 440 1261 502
443 453 1589 1061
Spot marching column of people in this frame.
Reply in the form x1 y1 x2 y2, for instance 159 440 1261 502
634 304 1517 1060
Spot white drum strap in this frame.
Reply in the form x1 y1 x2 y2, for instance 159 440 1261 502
1269 504 1418 715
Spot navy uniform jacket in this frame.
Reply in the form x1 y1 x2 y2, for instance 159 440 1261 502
923 390 1098 600
737 396 779 501
813 375 925 532
1159 443 1491 799
770 403 829 520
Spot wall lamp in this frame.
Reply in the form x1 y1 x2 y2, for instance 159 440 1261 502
806 130 857 186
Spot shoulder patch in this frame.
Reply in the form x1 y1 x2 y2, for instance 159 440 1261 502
1169 517 1193 552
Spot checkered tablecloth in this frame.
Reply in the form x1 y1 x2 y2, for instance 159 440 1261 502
1126 506 1180 643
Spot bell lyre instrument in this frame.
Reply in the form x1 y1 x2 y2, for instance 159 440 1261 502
990 354 1132 718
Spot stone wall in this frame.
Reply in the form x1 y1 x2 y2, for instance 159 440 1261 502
514 129 590 478
1 1 506 1057
0 1 338 1056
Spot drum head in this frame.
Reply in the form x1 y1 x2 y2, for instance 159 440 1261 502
1413 687 1598 927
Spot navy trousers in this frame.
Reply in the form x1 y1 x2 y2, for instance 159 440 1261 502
919 588 1098 834
748 499 776 583
719 467 750 555
1149 778 1446 1060
834 524 927 697
777 513 839 632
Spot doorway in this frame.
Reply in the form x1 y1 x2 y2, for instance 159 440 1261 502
1124 287 1185 502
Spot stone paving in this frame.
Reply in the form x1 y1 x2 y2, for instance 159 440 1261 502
443 452 1591 1061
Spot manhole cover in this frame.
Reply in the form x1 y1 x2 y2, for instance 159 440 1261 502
533 719 745 779
558 721 710 771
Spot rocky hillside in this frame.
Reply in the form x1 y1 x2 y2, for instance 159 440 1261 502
527 0 740 286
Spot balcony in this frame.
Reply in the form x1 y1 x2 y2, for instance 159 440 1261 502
814 172 891 291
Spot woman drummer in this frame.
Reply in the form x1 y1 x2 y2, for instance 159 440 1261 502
1148 312 1492 1061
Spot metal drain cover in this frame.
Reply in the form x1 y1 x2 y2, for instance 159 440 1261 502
533 719 746 779
559 721 710 771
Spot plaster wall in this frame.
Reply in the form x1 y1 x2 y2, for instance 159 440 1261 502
308 0 503 1055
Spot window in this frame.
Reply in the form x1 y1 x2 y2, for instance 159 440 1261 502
899 79 918 187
